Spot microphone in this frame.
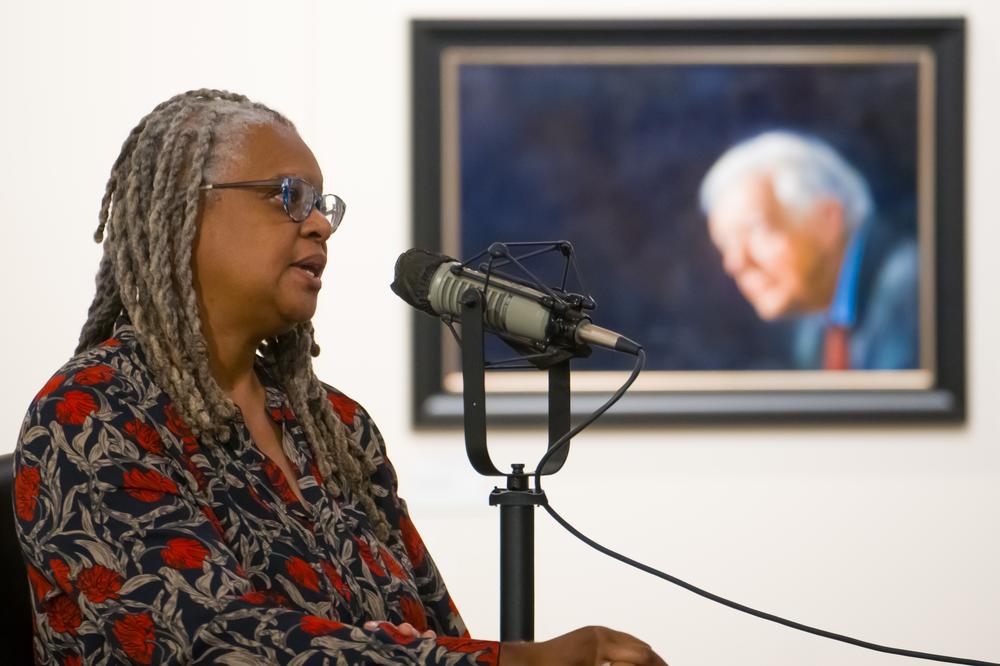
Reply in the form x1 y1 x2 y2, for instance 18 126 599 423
390 248 641 355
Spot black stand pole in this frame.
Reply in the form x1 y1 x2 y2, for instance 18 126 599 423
491 465 536 641
459 289 573 642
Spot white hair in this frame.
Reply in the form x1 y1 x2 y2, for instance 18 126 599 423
698 130 873 231
202 101 292 181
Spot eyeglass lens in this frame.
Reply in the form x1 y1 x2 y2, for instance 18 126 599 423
281 177 344 230
283 178 316 222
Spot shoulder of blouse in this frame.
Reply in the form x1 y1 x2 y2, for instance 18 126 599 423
318 380 368 428
24 334 147 424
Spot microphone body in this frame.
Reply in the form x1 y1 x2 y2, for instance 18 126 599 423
391 249 641 355
428 259 552 342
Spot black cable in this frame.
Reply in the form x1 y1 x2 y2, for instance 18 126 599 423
532 350 998 666
532 349 646 486
543 503 997 666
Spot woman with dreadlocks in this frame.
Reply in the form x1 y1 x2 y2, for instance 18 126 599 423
13 89 667 665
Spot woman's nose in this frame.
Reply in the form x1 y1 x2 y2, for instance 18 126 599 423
300 207 334 242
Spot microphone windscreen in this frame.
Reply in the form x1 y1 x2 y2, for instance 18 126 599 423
390 248 456 316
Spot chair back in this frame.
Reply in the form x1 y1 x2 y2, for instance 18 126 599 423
0 452 37 663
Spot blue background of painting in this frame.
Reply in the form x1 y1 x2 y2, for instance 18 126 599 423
458 63 919 371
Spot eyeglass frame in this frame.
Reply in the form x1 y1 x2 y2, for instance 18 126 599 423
199 176 345 231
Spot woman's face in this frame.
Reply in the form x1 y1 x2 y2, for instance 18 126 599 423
193 123 333 341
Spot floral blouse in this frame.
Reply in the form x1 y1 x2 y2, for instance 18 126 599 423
14 316 500 665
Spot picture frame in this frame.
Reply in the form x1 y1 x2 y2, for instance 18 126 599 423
410 18 965 426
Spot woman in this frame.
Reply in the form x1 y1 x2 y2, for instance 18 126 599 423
14 89 667 665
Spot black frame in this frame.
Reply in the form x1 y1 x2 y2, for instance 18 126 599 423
410 18 966 426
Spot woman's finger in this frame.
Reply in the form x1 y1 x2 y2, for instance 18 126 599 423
602 634 666 666
396 622 419 638
363 621 435 641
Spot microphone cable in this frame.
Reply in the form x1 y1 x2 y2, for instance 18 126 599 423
531 348 998 666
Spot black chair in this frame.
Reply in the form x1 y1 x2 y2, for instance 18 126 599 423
0 452 37 663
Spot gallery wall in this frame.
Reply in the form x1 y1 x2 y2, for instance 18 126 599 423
1 1 997 663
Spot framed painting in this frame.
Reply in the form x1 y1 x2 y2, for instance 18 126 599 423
410 18 965 426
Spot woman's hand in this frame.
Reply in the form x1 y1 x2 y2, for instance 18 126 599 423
499 626 667 666
363 620 437 640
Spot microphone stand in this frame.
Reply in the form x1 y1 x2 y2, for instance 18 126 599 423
458 288 573 642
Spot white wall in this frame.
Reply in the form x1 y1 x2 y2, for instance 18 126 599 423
2 1 998 664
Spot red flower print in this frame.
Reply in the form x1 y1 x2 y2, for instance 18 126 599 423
263 588 289 606
50 559 72 593
262 458 300 504
380 546 407 580
353 538 386 577
100 337 120 347
300 615 346 635
164 403 198 452
320 560 351 601
113 612 155 664
326 392 357 425
268 405 296 423
437 636 490 652
14 465 41 521
239 588 288 606
123 419 163 455
437 636 499 664
55 390 97 426
398 595 429 632
182 456 208 491
240 591 266 604
26 563 53 602
45 595 81 635
73 364 114 386
164 403 192 436
122 468 178 502
63 655 81 666
34 374 65 402
200 505 225 537
161 538 208 569
77 564 123 603
286 557 320 592
399 513 426 567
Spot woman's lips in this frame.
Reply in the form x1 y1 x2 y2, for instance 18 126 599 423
292 265 322 290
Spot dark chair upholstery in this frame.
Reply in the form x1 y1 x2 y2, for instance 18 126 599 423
0 452 37 663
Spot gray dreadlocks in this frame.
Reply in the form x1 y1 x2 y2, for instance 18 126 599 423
76 88 390 541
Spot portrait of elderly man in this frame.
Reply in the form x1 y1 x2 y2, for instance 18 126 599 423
699 130 920 370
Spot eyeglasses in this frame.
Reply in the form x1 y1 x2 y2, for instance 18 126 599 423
200 176 345 231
